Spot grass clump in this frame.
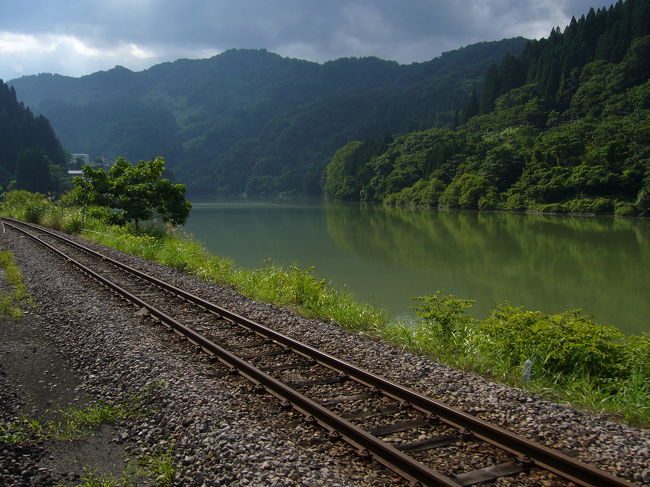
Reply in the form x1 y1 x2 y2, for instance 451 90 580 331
0 392 149 445
54 443 177 487
0 250 31 319
135 440 176 487
0 417 42 445
55 458 174 487
2 190 85 234
55 467 122 487
51 402 139 440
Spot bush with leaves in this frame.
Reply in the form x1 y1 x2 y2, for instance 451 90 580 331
72 157 192 229
475 305 627 380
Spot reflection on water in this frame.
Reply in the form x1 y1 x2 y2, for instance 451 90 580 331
186 199 649 334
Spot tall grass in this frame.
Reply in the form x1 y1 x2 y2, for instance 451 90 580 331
1 191 647 426
0 250 30 319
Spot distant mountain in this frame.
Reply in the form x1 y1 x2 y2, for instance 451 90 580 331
0 79 65 192
10 38 528 196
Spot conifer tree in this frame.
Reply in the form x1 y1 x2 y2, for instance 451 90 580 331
15 148 51 194
0 79 65 186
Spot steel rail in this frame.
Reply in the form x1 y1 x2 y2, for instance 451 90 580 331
4 217 638 487
5 219 459 486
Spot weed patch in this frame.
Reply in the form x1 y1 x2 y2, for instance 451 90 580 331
52 441 176 487
0 391 151 445
0 250 31 318
135 440 176 487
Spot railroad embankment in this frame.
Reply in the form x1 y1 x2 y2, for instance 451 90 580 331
0 222 648 485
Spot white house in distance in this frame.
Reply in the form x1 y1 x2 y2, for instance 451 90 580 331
68 153 89 177
68 153 113 177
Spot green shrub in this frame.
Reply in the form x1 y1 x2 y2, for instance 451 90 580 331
129 221 168 239
503 193 529 211
384 178 446 207
413 291 475 337
59 190 78 208
563 197 615 214
531 202 566 213
24 203 46 223
614 201 636 216
2 190 47 209
41 205 65 230
63 215 84 234
406 295 648 425
477 190 500 210
623 333 650 377
86 206 112 222
636 186 650 215
476 305 626 379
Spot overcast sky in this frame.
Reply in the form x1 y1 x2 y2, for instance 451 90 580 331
1 0 616 81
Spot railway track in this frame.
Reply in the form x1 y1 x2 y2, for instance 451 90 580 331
4 217 638 487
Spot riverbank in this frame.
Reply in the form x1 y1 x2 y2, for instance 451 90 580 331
0 218 649 485
186 199 649 335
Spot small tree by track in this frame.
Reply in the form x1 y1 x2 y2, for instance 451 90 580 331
73 157 192 229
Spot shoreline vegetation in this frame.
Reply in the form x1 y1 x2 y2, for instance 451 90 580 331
322 4 650 218
1 190 648 428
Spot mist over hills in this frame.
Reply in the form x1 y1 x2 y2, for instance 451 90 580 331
10 38 527 196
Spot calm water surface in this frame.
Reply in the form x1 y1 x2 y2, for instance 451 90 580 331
185 200 649 334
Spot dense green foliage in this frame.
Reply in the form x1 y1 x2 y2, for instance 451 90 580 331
396 294 648 425
10 39 527 197
72 157 192 227
325 0 650 215
0 79 65 193
2 190 84 233
480 0 650 113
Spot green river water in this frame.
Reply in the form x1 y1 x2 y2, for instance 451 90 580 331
185 200 649 335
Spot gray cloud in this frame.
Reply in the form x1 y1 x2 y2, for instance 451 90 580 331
0 0 617 81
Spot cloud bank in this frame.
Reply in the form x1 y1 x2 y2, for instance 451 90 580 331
1 0 616 80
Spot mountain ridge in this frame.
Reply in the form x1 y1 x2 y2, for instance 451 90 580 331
10 38 528 196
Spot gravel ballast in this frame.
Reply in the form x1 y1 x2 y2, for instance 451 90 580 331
0 227 648 486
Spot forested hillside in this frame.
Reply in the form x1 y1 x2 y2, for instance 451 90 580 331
325 0 650 215
10 38 527 197
0 80 66 194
